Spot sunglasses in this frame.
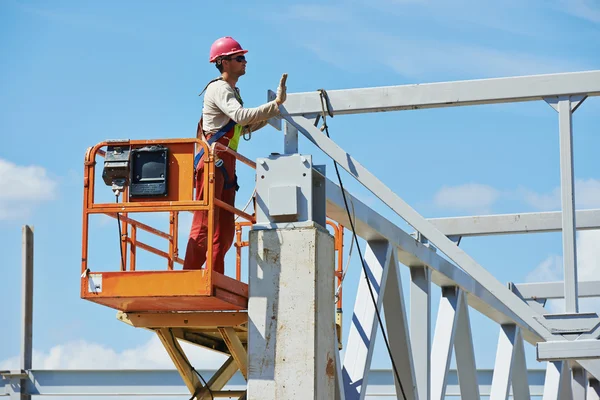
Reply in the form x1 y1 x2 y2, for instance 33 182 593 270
223 55 246 63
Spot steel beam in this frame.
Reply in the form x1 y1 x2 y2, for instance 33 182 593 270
573 368 588 400
543 361 573 400
557 97 579 313
281 70 600 116
342 241 392 400
431 287 461 400
538 340 600 361
428 209 600 237
382 250 418 400
511 331 531 400
511 281 600 300
0 368 551 397
490 325 517 400
490 325 531 400
453 291 480 399
410 267 431 400
589 379 600 400
20 226 33 400
283 120 298 154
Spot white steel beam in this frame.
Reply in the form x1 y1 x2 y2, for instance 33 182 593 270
431 287 461 400
538 340 600 361
281 70 600 116
490 324 531 400
453 291 480 399
557 97 579 313
382 251 418 400
428 209 600 237
511 281 600 300
283 120 298 154
410 267 431 400
490 325 518 400
573 368 588 400
511 331 531 400
342 241 392 400
543 361 573 400
0 368 553 397
589 379 600 400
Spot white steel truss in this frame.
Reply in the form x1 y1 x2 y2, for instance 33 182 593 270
271 70 600 399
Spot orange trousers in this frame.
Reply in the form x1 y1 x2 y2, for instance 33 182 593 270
183 152 236 274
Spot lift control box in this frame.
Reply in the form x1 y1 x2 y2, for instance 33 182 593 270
129 145 169 198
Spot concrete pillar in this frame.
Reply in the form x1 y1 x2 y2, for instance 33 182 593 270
248 224 335 400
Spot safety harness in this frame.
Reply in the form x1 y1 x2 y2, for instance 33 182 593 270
194 119 238 190
195 78 244 191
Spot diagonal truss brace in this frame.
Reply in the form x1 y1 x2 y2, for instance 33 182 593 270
342 240 418 400
543 361 573 400
490 324 530 400
431 288 479 400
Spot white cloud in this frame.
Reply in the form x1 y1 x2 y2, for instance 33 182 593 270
522 178 600 211
0 158 58 220
433 183 500 214
521 187 562 212
526 230 600 313
526 255 563 283
0 335 227 370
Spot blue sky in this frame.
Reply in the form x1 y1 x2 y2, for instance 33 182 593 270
1 0 600 389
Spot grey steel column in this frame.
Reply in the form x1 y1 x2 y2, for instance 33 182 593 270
21 226 34 400
283 121 299 154
558 98 578 313
410 267 431 400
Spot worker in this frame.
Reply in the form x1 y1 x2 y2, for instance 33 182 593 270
183 36 288 274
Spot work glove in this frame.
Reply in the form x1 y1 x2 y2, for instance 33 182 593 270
275 73 288 105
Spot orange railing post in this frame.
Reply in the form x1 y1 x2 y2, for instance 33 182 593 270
207 150 215 275
130 225 137 271
235 224 243 281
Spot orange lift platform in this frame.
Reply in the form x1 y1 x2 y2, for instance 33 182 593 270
80 138 344 399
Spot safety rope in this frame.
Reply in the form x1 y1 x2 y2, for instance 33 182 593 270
317 89 408 400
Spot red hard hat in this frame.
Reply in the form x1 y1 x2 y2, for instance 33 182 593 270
209 37 248 63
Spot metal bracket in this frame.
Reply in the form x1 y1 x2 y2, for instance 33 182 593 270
534 312 600 334
411 232 437 252
544 94 588 113
537 339 600 361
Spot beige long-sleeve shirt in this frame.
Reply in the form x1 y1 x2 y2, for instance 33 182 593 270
202 79 280 136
